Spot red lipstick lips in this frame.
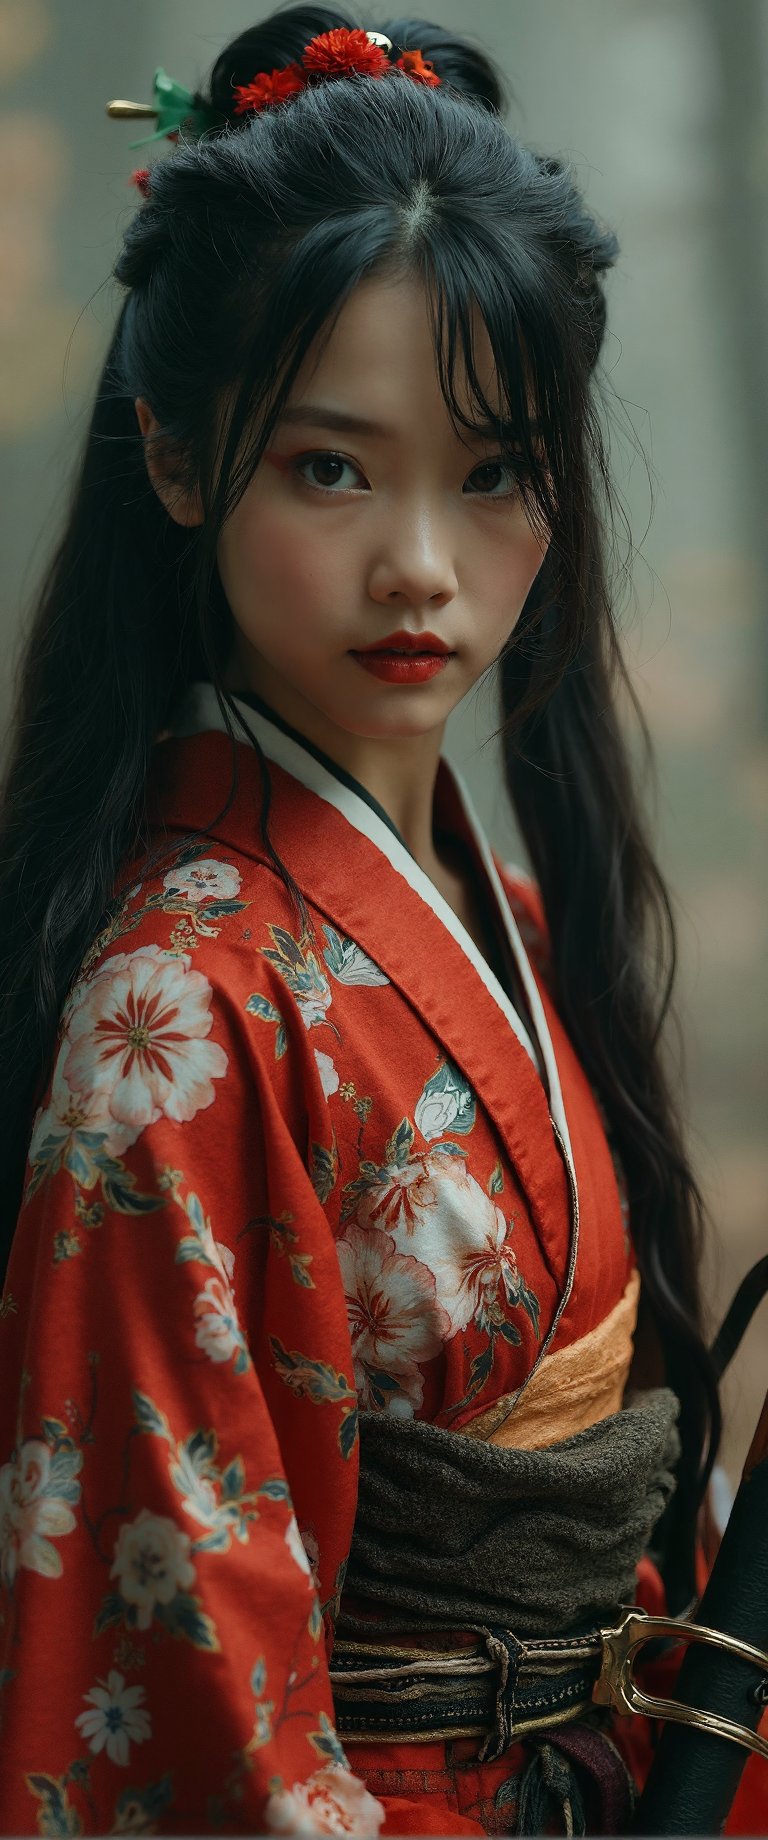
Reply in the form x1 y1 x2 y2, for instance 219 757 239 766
356 630 452 654
350 629 454 685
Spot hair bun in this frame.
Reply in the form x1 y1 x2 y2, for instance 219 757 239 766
204 4 508 124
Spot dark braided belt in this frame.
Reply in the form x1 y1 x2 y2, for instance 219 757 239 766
331 1610 768 1767
331 1623 606 1754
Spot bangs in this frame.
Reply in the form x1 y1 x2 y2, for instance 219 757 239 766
420 245 567 544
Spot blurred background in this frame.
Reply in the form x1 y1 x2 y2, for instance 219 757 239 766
0 0 765 1488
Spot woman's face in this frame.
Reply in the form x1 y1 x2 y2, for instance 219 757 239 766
216 270 549 744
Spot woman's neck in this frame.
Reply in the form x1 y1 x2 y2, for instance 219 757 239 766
221 661 449 881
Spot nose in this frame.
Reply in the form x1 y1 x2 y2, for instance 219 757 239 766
366 504 459 609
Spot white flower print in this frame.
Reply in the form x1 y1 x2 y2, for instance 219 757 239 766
162 858 242 904
28 1015 138 1169
210 1237 236 1283
188 1205 236 1284
0 1438 81 1588
314 1050 339 1099
75 1670 151 1767
405 1160 520 1335
297 971 332 1032
173 1450 220 1532
62 944 228 1139
193 1272 246 1367
349 1154 441 1237
264 1764 386 1836
337 1225 450 1417
322 927 390 988
414 1061 475 1142
353 1153 525 1337
111 1509 195 1630
284 1513 313 1580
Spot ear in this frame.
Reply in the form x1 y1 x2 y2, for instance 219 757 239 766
134 397 204 528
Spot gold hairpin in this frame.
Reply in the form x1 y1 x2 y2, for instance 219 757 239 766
105 69 217 147
106 101 158 121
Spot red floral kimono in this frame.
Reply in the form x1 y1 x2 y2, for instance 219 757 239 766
0 683 764 1836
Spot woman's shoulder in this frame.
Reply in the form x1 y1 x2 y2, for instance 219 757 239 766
109 834 303 971
55 838 319 1111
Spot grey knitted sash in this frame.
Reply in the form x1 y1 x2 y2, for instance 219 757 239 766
338 1388 680 1639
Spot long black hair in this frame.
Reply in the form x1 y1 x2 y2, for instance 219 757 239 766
0 4 719 1605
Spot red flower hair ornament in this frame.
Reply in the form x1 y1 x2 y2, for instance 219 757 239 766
232 26 440 117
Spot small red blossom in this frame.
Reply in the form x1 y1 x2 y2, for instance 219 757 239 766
232 62 306 115
302 27 390 80
394 48 441 87
129 168 151 198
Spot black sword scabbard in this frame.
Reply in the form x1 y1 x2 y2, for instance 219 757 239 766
631 1391 768 1836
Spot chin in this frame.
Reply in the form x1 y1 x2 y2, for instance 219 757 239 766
340 707 452 741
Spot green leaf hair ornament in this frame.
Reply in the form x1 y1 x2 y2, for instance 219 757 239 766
106 68 219 147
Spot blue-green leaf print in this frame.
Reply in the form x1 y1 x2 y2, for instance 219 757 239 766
383 1117 415 1168
519 1281 541 1338
182 1427 218 1474
25 1774 82 1838
308 1711 348 1768
174 843 215 869
289 1253 315 1289
257 1477 291 1503
39 1416 70 1448
270 1341 359 1461
322 925 389 987
93 1592 129 1636
182 899 248 918
25 1130 163 1218
155 1591 220 1651
462 1340 494 1406
220 1456 246 1502
261 929 326 1004
132 1391 173 1442
269 1340 355 1409
414 1060 476 1142
113 1776 173 1830
190 1525 231 1556
488 1160 505 1195
45 1445 83 1504
309 1139 338 1204
365 1370 405 1410
338 1403 358 1462
245 992 288 1059
92 1152 166 1216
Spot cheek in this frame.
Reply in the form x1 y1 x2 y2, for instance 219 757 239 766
477 518 548 626
217 492 336 625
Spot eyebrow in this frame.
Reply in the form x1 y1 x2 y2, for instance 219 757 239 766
275 404 541 442
277 406 394 438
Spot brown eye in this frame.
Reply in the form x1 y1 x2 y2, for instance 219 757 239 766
293 451 367 493
466 459 524 499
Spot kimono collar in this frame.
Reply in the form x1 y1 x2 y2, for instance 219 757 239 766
166 680 576 1179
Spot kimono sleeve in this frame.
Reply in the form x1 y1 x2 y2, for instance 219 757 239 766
0 910 384 1838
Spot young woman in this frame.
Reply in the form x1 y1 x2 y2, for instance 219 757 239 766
1 7 763 1834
